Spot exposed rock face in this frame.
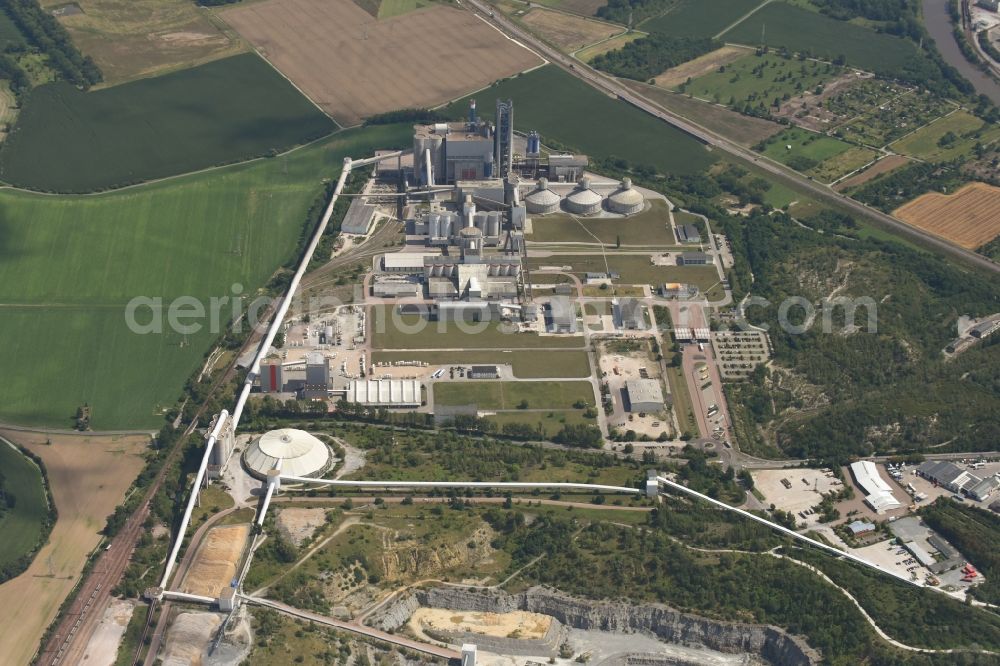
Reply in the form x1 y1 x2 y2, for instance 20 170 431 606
373 586 819 666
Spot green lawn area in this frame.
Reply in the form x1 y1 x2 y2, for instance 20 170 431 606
377 0 434 19
528 199 678 245
371 350 592 378
757 127 853 173
643 0 763 37
889 111 1000 162
678 52 841 109
720 2 917 76
370 306 585 350
433 381 595 409
443 65 715 176
0 124 412 429
0 53 336 192
807 145 879 184
622 80 782 147
0 440 48 578
529 254 721 290
485 409 598 438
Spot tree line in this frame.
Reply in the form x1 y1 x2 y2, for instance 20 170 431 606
2 1 101 88
591 35 719 82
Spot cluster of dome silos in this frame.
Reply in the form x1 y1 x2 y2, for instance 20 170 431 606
524 177 644 216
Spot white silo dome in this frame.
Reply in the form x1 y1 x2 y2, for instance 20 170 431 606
607 177 644 215
242 428 333 480
525 177 561 214
566 177 603 216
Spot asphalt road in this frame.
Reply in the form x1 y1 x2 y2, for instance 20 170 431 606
461 0 1000 276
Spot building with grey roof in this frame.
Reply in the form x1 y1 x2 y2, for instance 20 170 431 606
968 476 1000 502
545 296 577 333
918 461 981 493
677 252 712 266
847 520 876 536
970 319 1000 339
625 379 664 413
613 298 645 330
676 223 702 244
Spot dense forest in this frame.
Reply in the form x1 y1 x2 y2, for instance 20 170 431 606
590 35 718 81
1 1 101 88
920 499 1000 604
482 508 1000 664
596 0 673 26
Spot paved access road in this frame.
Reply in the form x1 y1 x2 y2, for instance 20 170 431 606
461 0 1000 276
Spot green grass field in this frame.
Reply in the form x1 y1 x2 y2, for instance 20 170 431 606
433 381 595 409
678 52 840 109
757 127 854 175
721 2 917 75
0 124 412 428
443 66 715 176
0 440 48 577
377 0 433 19
529 199 678 245
643 0 762 37
370 306 585 350
372 350 592 378
0 53 336 192
889 111 1000 162
485 409 597 437
529 254 722 290
807 145 879 184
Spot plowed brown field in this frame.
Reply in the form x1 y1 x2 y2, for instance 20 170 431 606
893 182 1000 249
221 0 542 126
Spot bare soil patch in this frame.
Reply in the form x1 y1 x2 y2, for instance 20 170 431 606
221 0 542 126
834 154 910 190
409 608 552 639
655 45 750 89
81 598 134 665
181 523 250 598
893 182 1000 249
522 8 620 52
276 507 327 546
162 611 222 664
0 430 148 666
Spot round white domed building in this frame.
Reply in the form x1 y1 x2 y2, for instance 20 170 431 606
607 177 644 215
242 428 333 480
565 177 603 216
525 178 561 215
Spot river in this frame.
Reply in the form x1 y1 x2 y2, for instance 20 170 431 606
922 0 1000 104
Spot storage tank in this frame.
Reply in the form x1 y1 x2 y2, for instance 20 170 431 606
487 211 501 238
527 131 541 155
566 177 603 216
474 211 489 231
525 177 561 215
428 213 441 239
607 177 644 215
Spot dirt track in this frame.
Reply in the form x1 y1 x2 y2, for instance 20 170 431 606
221 0 542 126
894 182 1000 249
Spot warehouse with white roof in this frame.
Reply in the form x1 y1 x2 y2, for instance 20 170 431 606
849 461 902 513
347 379 422 407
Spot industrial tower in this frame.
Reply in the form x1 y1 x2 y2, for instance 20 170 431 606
494 98 513 179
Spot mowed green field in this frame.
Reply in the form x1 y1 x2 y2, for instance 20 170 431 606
433 381 595 409
372 350 592 378
529 199 678 245
890 111 1000 162
443 66 715 176
371 306 585 350
678 52 840 107
721 2 916 75
0 53 337 192
0 440 48 577
643 0 762 37
0 124 412 428
758 127 853 166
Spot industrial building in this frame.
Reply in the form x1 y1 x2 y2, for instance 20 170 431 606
660 283 698 299
525 178 561 214
468 365 500 379
673 327 710 342
968 476 1000 502
565 177 604 216
970 318 1000 339
613 298 645 330
676 224 702 244
259 355 284 393
242 429 334 480
346 379 422 407
677 252 712 266
606 178 644 215
849 461 903 513
625 379 664 413
545 296 577 333
302 352 331 400
847 520 876 536
917 461 982 494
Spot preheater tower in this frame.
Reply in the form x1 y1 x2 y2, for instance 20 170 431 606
494 98 513 179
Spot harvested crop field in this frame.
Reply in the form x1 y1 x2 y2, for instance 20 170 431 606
181 524 251 597
834 155 911 191
0 431 148 666
893 182 1000 249
576 30 643 61
654 45 750 88
521 8 620 52
221 0 542 126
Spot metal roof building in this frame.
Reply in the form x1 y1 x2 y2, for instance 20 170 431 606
243 429 333 480
676 224 702 244
849 461 902 513
613 298 645 330
625 379 664 413
917 461 981 493
347 379 422 406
